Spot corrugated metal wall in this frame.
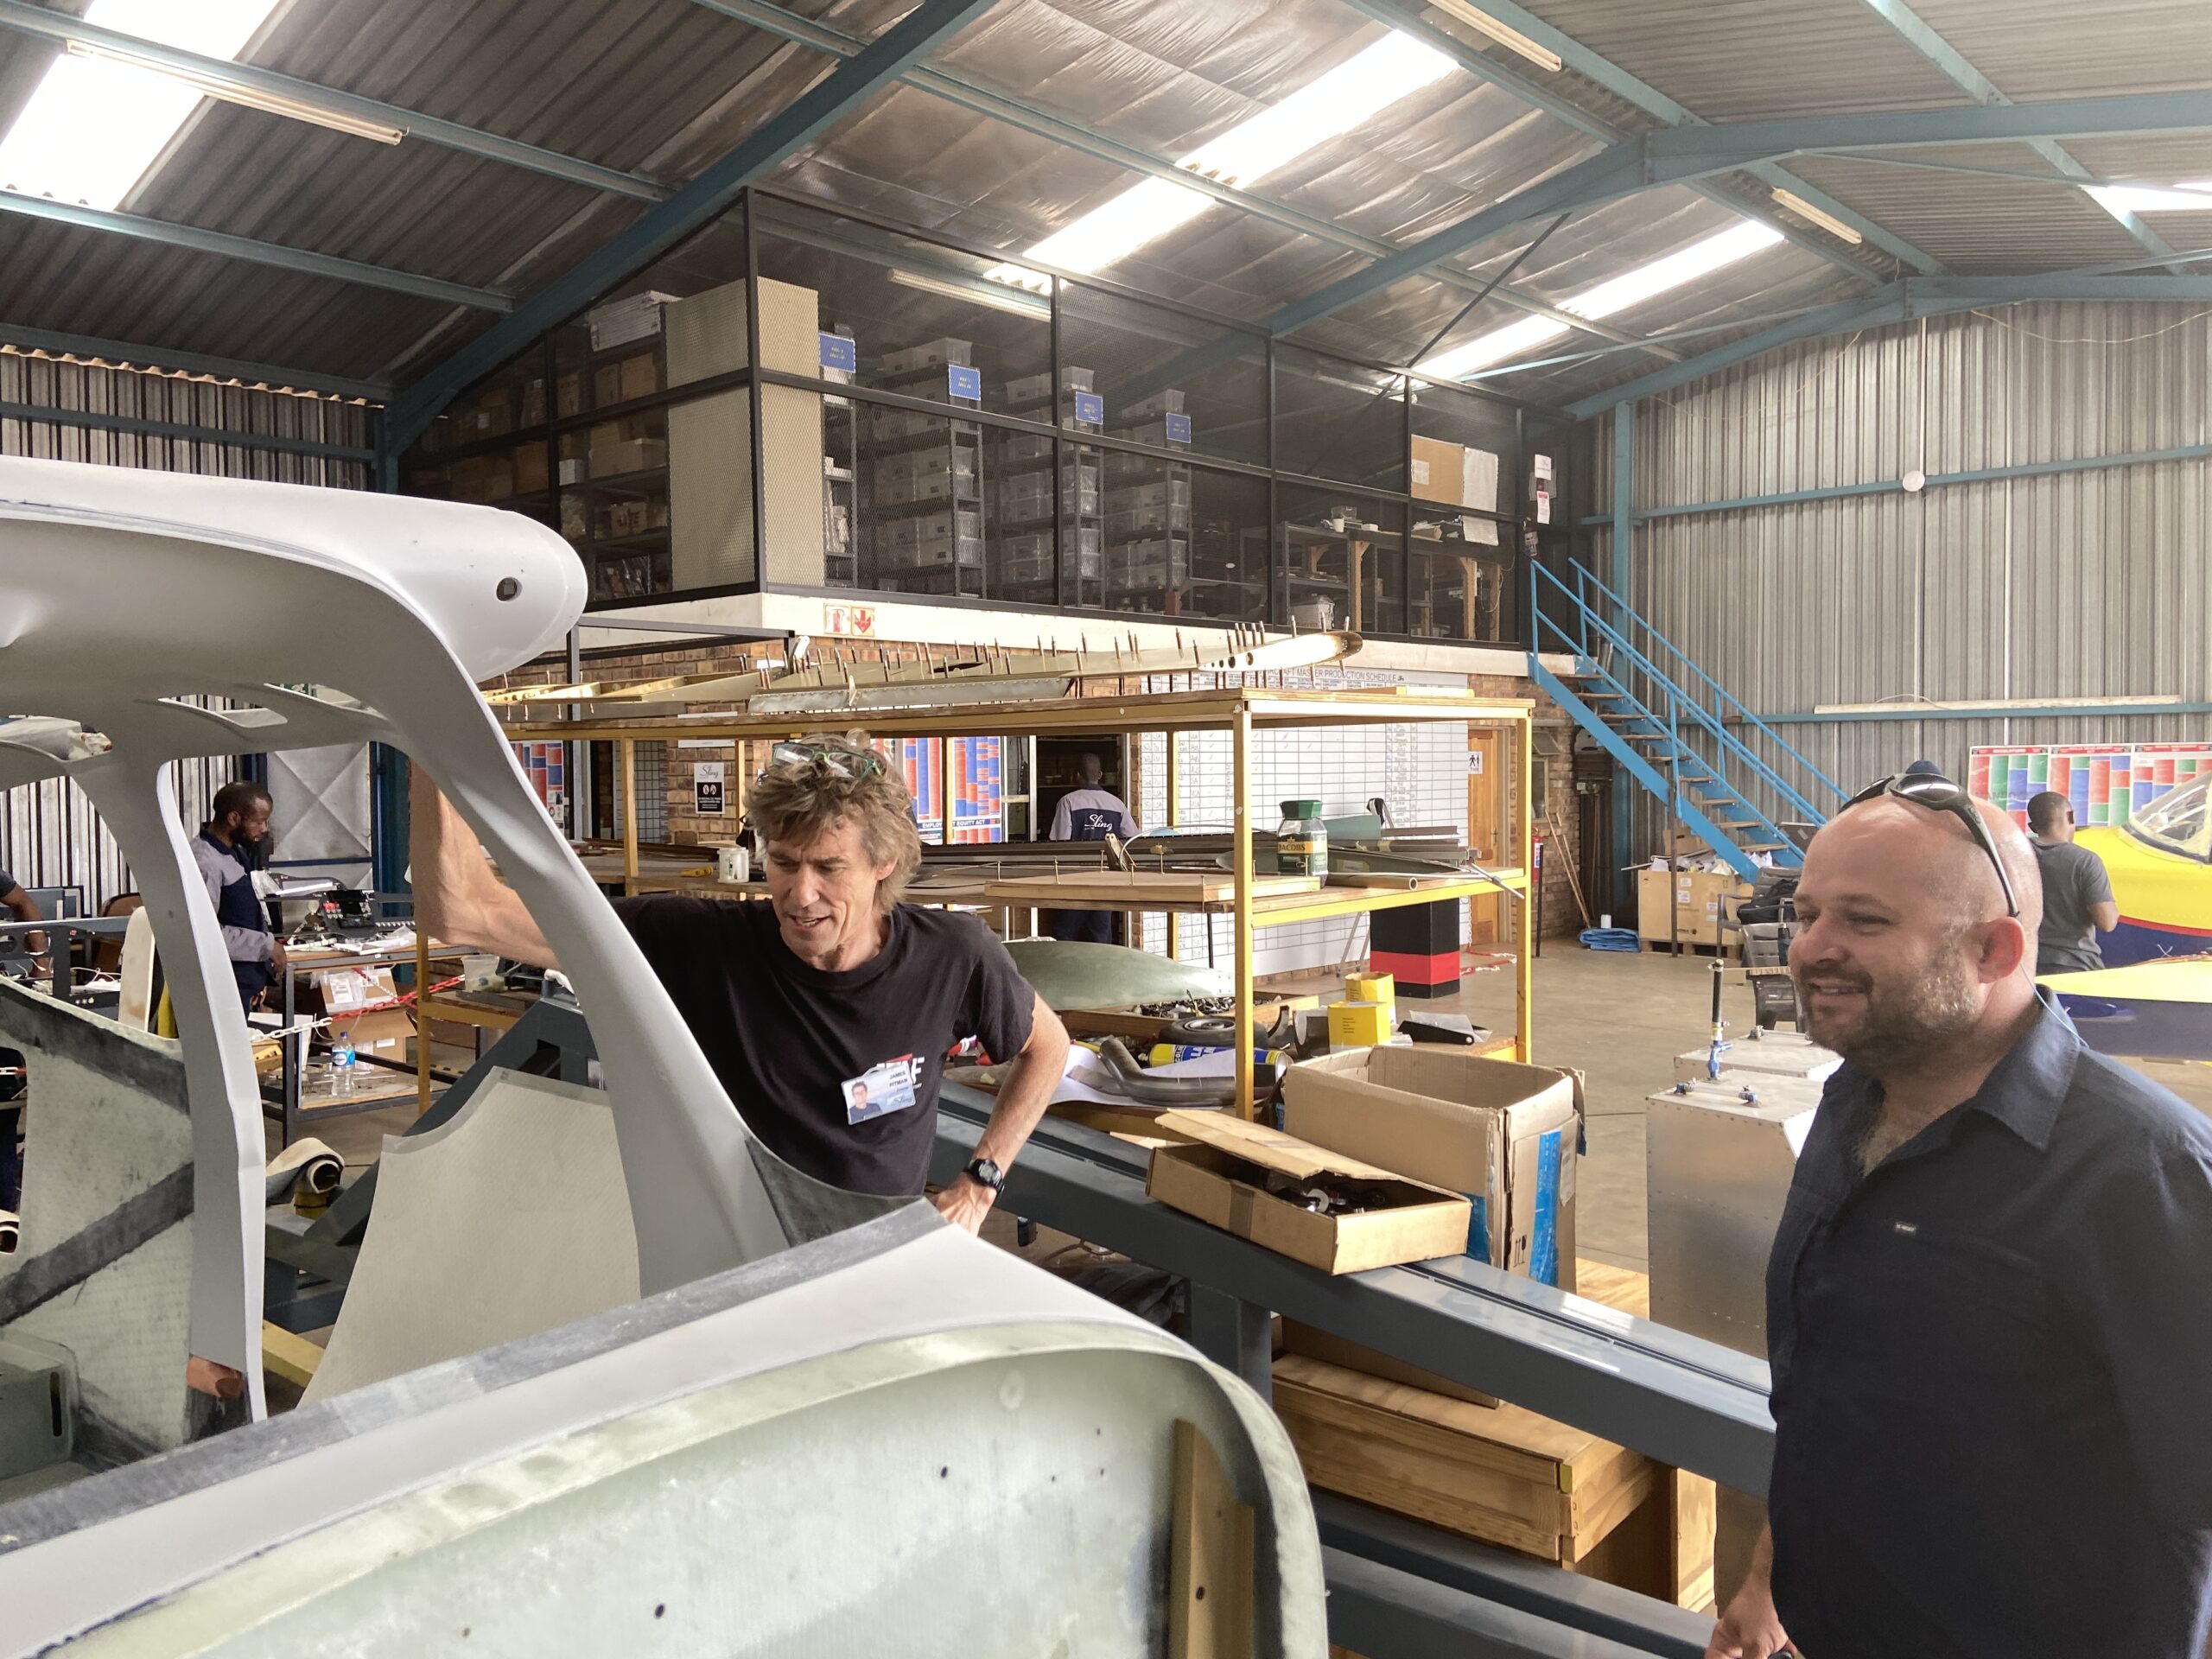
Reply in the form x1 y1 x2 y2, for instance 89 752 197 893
0 354 375 907
2 352 372 484
1587 302 2212 849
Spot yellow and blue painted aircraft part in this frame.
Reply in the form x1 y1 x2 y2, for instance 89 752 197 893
2075 824 2212 965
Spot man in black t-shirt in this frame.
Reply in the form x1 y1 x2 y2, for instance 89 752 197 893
412 737 1068 1230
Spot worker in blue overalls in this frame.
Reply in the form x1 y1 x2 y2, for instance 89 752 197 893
1046 753 1138 944
191 781 287 1016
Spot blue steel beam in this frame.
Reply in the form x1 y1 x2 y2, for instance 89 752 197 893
1592 439 2212 523
1753 701 2212 725
1265 142 1655 338
0 191 512 312
1348 0 1938 276
1565 288 1908 416
1853 0 2180 270
1917 272 2212 301
1505 253 2212 386
387 0 1003 450
1264 91 2212 345
1814 150 2183 192
1645 92 2212 169
692 0 1671 356
1566 273 2212 416
0 399 373 462
0 321 389 401
0 0 668 203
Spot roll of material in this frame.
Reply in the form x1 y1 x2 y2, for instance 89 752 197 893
264 1137 343 1204
0 1211 16 1254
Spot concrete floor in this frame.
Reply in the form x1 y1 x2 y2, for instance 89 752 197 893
279 944 2212 1288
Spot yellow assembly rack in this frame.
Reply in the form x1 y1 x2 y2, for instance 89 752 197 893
503 684 1535 1121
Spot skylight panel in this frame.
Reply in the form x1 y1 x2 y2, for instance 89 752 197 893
987 31 1458 284
1417 220 1787 380
0 0 283 212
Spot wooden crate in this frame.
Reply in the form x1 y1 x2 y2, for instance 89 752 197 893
1573 1258 1716 1613
1274 1353 1659 1573
1277 1254 1719 1613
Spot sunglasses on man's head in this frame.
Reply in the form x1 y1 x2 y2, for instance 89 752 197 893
1846 771 2021 918
766 741 883 782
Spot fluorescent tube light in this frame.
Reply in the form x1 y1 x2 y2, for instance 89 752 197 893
64 40 404 145
1414 219 1786 379
985 31 1458 284
888 268 1051 320
1770 187 1863 245
2088 181 2212 214
0 0 284 210
1427 0 1564 72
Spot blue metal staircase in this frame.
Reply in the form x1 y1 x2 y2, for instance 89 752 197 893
1526 560 1849 881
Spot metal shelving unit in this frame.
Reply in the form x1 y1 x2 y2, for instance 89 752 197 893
995 367 1103 609
1103 391 1195 614
512 684 1535 1122
862 350 988 600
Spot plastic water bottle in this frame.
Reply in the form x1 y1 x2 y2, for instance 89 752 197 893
332 1029 356 1096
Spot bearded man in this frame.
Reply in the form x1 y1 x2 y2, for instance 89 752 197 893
1706 772 2212 1659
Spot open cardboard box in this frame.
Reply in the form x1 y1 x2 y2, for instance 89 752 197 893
1144 1109 1471 1274
1281 1047 1582 1292
1046 1099 1211 1144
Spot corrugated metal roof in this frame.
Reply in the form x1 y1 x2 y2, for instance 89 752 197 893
0 0 2206 407
1901 0 2212 100
1786 147 2149 272
1511 0 1975 120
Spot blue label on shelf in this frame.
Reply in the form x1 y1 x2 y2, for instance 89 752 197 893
1072 391 1104 425
948 364 982 400
817 333 856 372
1164 412 1192 444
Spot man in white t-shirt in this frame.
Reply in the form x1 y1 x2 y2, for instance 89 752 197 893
1046 753 1137 944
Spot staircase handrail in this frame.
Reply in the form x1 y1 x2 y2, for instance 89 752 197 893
1531 560 1847 810
1532 564 1822 824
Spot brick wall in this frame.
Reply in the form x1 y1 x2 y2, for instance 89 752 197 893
490 638 987 846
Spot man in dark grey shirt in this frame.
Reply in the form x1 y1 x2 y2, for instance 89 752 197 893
2027 790 2119 974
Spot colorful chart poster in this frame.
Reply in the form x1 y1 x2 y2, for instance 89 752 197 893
512 741 566 822
1970 742 2210 828
893 736 1005 843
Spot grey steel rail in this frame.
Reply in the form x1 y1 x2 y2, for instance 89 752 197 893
933 1084 1774 1495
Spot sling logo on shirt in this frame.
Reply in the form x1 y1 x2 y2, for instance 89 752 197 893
844 1054 923 1123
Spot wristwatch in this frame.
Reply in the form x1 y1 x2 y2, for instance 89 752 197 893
962 1156 1005 1193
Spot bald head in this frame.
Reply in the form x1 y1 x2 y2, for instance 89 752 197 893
1790 788 2043 1079
1807 791 2039 934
